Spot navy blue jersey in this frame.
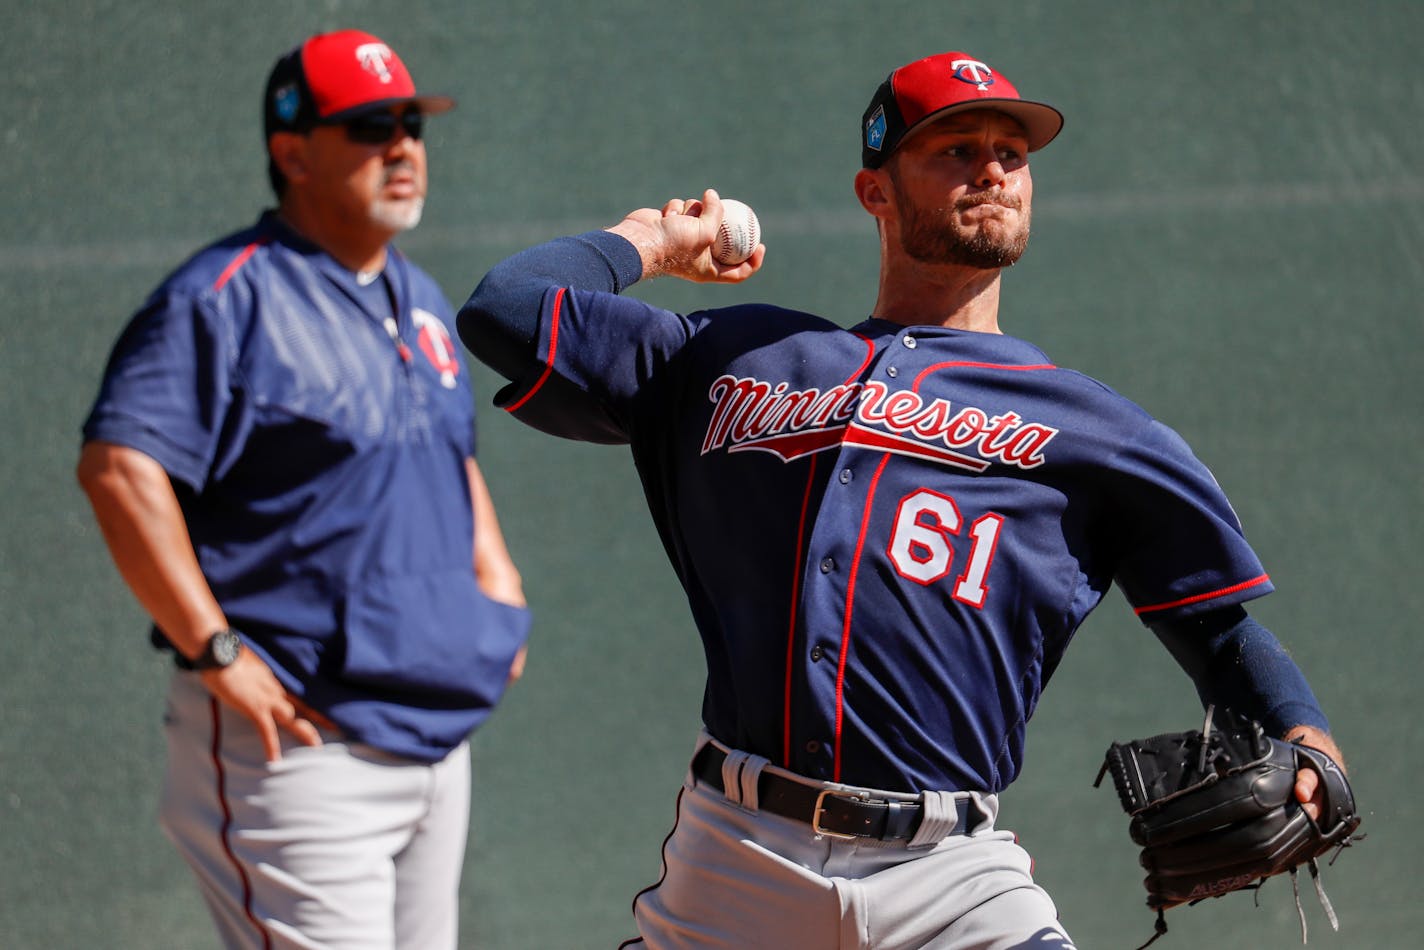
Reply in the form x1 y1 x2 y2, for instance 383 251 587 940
84 212 530 762
460 232 1271 793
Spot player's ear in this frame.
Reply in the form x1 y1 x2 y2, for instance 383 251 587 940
268 132 310 185
854 167 893 222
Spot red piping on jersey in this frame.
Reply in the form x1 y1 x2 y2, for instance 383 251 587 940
1133 574 1271 615
208 697 272 949
212 241 266 292
505 287 565 413
832 453 892 783
783 334 878 769
782 454 820 767
913 360 1056 388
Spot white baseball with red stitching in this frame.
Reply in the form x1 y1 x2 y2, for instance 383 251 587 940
713 199 760 265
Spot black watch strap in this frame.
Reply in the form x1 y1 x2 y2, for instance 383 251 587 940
180 629 244 671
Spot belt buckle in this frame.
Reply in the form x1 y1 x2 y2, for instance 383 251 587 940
811 788 865 840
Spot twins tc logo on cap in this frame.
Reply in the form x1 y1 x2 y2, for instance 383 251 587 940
263 30 458 139
354 42 396 83
860 50 1064 167
951 59 994 90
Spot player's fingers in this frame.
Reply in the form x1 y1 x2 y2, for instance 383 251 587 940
662 198 685 217
714 244 766 282
700 189 726 228
1295 766 1322 821
692 188 724 220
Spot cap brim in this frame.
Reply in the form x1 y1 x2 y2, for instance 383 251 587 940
319 94 457 123
904 98 1063 152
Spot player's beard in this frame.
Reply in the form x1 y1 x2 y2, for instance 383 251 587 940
897 191 1030 269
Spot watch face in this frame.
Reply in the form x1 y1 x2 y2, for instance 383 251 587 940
211 630 242 667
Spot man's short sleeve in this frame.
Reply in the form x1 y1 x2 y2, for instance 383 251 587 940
81 289 233 491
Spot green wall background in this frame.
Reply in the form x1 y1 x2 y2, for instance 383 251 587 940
2 1 1419 946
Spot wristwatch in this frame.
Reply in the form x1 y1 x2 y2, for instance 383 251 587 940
190 628 244 671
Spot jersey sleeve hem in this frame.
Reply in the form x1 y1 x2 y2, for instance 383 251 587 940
1132 573 1274 619
81 413 208 491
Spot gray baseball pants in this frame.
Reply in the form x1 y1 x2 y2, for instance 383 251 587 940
158 671 471 949
626 734 1077 949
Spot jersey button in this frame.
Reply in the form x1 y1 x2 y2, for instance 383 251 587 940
887 366 898 378
820 557 835 573
810 645 824 662
839 468 852 484
903 335 917 349
805 740 821 754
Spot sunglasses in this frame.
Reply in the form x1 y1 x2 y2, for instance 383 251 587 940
340 109 425 145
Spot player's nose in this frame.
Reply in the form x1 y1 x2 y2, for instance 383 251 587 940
973 148 1008 189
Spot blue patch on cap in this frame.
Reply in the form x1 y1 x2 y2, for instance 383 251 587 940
274 83 301 124
865 105 887 151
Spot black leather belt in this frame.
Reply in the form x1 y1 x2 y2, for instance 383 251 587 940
691 744 984 841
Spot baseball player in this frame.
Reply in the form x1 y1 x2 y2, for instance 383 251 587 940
457 51 1345 948
76 30 530 949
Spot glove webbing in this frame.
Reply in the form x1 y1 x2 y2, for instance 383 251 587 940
1132 860 1346 949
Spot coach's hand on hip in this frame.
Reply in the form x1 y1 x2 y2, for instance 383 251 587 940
200 651 328 762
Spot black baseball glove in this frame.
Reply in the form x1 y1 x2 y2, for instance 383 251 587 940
1095 707 1361 948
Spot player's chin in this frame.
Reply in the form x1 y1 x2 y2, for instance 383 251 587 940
966 221 1030 262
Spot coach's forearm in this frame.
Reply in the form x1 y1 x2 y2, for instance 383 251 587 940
76 441 227 660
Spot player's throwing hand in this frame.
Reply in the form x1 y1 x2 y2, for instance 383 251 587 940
608 188 765 284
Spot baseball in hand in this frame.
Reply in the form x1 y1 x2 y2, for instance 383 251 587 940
712 199 761 265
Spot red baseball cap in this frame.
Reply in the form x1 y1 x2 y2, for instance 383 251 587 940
263 30 455 137
861 51 1063 167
